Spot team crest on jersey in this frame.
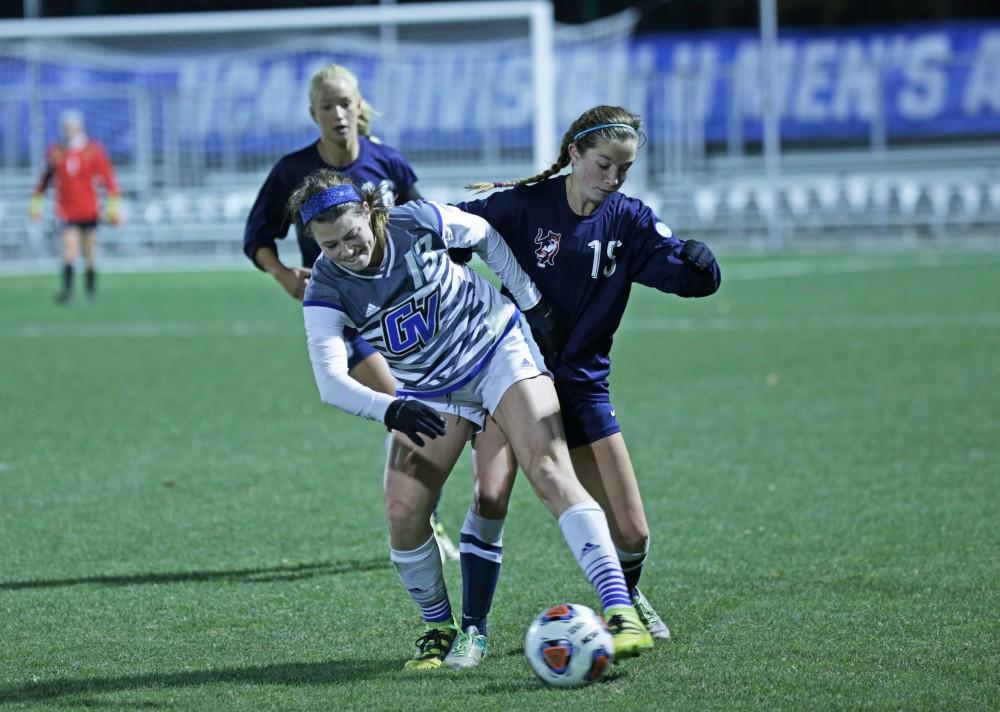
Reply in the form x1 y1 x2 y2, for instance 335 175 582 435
534 228 561 268
382 289 441 355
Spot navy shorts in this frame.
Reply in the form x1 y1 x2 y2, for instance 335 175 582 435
62 220 99 230
554 381 621 450
344 326 377 371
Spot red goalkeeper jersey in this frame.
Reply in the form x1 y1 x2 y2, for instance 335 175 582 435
34 139 119 223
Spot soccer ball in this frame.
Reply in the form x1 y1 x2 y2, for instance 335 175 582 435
524 603 614 687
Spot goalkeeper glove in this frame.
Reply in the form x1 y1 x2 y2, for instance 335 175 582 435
105 195 121 226
29 194 43 221
384 399 446 447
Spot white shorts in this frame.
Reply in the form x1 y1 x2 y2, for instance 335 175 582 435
405 315 550 432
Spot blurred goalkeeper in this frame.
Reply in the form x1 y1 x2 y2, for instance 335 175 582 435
242 64 460 560
30 109 121 304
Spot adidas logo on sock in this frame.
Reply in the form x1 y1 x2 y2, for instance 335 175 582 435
365 303 380 317
580 541 598 556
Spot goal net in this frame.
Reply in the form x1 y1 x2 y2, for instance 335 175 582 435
0 2 637 264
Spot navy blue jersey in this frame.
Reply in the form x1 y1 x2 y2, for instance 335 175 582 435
243 135 418 268
457 175 721 388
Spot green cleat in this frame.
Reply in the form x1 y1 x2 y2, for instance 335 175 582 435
604 604 654 660
443 625 488 670
403 622 458 671
631 587 671 640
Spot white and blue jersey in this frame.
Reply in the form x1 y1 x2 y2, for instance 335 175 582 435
303 200 541 422
457 175 721 390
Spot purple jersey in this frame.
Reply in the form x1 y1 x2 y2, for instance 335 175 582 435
458 175 721 388
244 135 418 268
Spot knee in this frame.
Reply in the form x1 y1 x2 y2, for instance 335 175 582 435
612 522 649 554
473 483 510 519
384 493 425 537
618 531 649 555
473 464 515 519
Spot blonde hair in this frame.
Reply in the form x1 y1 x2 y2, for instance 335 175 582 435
467 105 644 193
287 169 390 250
308 64 378 137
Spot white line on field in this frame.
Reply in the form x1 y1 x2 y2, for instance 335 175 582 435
722 252 1000 281
1 321 294 339
622 312 1000 333
3 312 999 340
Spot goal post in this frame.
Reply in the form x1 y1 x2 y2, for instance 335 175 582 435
0 2 556 190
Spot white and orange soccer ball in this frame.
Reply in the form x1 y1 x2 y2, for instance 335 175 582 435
524 603 614 687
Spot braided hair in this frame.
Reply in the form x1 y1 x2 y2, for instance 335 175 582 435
466 105 645 193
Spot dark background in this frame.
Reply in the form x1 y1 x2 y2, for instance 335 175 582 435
6 0 1000 31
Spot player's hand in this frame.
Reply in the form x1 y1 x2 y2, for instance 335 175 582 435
679 239 717 272
275 266 311 301
384 399 446 447
447 247 474 265
524 296 567 366
29 195 43 222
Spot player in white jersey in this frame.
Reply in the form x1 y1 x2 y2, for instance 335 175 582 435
292 169 653 671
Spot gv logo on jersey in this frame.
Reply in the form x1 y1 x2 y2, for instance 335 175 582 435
382 289 441 355
534 228 561 268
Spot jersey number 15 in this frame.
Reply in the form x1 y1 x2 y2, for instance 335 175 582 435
588 239 621 279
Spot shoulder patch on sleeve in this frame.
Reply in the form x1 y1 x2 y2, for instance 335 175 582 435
655 221 672 238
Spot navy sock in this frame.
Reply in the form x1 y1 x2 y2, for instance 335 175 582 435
459 509 504 635
617 543 649 595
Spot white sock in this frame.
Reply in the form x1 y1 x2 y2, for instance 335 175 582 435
390 534 453 624
558 502 632 610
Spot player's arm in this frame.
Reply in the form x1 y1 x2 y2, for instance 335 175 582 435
94 143 122 225
30 162 54 220
304 303 444 445
435 202 566 361
245 170 310 299
630 214 721 297
254 245 310 301
435 202 540 308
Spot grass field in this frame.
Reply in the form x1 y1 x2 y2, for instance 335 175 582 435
1 250 998 711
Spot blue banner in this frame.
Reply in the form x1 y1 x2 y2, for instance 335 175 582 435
632 21 1000 142
1 20 999 160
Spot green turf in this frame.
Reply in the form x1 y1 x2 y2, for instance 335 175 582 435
1 251 998 710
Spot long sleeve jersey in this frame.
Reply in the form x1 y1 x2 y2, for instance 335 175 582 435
302 200 540 422
458 175 721 387
35 138 118 223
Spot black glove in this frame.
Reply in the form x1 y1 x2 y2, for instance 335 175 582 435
523 296 567 367
383 399 446 447
679 239 717 272
447 247 474 265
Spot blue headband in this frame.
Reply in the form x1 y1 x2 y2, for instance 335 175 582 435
300 184 361 226
572 122 638 143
